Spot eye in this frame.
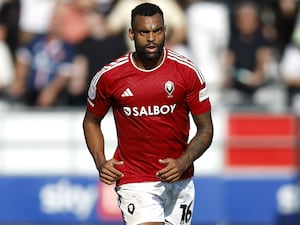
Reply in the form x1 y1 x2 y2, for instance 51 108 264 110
139 31 148 36
154 28 162 34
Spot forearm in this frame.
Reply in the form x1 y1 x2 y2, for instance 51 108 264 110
179 131 213 172
156 111 213 183
223 51 235 87
83 112 106 170
255 47 272 79
46 75 69 96
179 112 213 170
36 75 69 106
9 60 28 96
282 76 300 86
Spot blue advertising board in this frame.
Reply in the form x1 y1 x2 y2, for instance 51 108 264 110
0 175 299 224
0 176 100 224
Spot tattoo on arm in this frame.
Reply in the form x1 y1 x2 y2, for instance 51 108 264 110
179 111 214 169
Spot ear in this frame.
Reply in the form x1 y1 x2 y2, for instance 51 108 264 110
164 25 167 36
128 28 134 41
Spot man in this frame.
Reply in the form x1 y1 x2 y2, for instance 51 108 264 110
223 1 275 108
105 0 187 53
8 9 75 107
83 3 213 225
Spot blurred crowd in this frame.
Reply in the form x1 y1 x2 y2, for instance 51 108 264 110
0 0 300 114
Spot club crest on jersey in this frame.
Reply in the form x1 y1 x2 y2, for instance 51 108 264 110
165 81 174 97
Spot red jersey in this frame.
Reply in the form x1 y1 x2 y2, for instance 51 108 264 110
87 48 211 185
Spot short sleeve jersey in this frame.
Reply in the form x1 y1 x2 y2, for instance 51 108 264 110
87 48 211 185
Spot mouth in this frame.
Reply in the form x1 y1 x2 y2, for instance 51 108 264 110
145 44 158 54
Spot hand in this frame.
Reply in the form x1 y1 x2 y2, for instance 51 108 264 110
98 159 124 185
248 72 265 87
156 158 185 183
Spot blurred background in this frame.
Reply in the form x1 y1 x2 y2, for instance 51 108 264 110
0 0 300 224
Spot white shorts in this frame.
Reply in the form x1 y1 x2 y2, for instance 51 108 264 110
115 178 195 225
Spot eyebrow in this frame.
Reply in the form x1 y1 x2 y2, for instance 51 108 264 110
135 26 164 32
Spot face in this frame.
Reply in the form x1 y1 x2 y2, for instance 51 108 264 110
235 5 258 35
129 13 166 62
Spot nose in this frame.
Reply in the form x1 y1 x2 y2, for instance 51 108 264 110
148 32 155 42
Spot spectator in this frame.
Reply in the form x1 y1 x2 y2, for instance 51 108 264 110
186 0 230 107
0 0 20 58
279 26 300 114
8 11 76 107
0 17 14 107
53 0 99 46
272 0 300 58
258 0 300 59
223 1 276 109
67 5 127 106
18 0 56 45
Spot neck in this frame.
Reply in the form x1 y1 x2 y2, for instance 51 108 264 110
132 51 164 70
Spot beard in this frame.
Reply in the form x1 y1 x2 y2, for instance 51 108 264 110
134 41 165 61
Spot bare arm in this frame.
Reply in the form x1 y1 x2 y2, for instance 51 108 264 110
157 111 213 183
36 74 70 107
83 110 106 169
9 58 28 98
180 111 213 167
223 50 235 88
251 47 274 86
83 110 123 184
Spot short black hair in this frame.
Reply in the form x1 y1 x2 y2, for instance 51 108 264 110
131 3 164 28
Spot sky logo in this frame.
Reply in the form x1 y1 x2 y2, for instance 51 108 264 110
39 179 98 219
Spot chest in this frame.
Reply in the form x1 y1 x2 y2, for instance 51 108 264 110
111 69 186 107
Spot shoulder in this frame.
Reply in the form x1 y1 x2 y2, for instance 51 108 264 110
166 49 206 84
101 53 129 74
166 49 195 68
91 53 130 85
167 49 201 72
28 34 45 46
22 34 46 53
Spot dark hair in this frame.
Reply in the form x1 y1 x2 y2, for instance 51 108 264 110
131 3 164 28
